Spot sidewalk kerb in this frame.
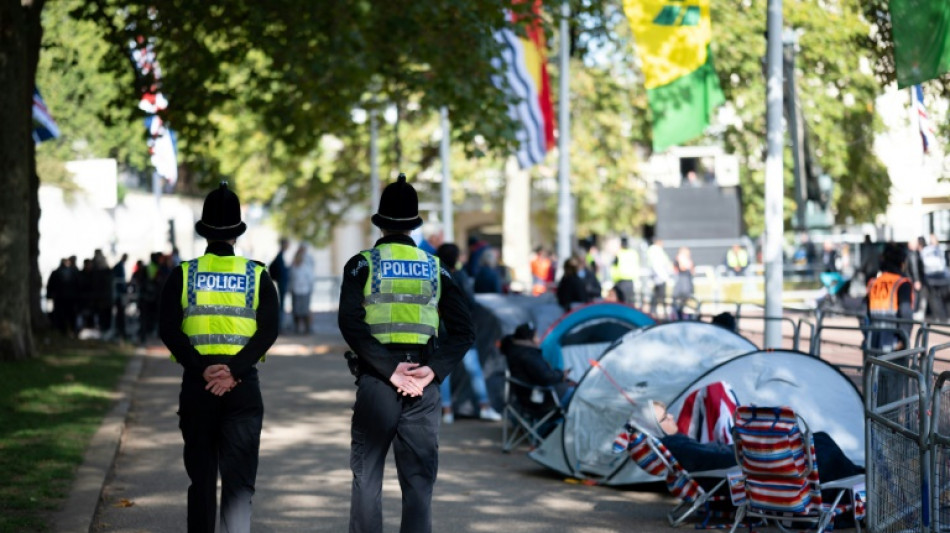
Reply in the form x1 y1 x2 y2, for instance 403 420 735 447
53 348 145 533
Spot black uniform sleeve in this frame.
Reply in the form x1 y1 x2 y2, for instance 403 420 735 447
427 267 475 382
158 266 204 372
227 269 279 379
338 253 403 379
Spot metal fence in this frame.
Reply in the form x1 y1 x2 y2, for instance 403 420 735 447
865 348 931 533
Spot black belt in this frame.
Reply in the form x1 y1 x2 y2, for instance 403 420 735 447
389 349 425 364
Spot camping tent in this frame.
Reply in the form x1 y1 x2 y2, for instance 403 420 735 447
539 302 655 381
529 321 756 484
669 350 865 465
530 344 865 486
474 293 563 337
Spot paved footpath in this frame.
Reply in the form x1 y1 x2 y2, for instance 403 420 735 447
76 316 675 533
56 312 874 532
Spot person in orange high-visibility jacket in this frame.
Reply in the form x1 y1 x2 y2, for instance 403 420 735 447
865 244 915 353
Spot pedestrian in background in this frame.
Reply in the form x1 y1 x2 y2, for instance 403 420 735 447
288 245 315 334
112 253 129 340
338 173 474 533
922 233 949 322
725 243 750 276
159 182 279 533
611 236 640 304
557 256 589 313
269 238 290 332
672 246 695 320
436 242 502 424
646 239 673 317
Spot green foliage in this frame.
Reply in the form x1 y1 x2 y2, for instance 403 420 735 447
712 0 889 235
0 345 129 532
35 0 146 190
56 0 895 244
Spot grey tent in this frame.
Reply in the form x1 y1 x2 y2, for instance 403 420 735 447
530 343 865 486
529 321 756 485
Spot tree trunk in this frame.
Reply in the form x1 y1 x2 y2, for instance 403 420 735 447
0 0 44 361
26 1 46 337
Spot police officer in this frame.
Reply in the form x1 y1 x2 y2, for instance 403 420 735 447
865 243 914 353
159 182 279 533
339 173 474 533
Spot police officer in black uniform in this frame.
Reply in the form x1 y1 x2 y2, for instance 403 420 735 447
339 174 474 533
159 183 279 533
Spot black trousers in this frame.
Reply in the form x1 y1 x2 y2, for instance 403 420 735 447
350 373 441 533
178 372 263 533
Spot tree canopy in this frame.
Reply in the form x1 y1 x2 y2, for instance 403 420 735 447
55 0 897 243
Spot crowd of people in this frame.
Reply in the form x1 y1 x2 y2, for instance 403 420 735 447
806 233 950 324
45 249 179 343
529 236 698 320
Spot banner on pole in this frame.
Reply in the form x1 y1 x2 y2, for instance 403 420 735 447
492 0 556 169
623 0 724 152
890 0 950 89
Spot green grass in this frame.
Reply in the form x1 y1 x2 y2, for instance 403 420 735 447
0 341 130 533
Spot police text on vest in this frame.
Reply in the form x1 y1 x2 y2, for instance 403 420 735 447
379 260 430 280
195 273 248 293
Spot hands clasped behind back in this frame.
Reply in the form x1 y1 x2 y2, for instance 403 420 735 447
390 362 435 397
203 363 238 396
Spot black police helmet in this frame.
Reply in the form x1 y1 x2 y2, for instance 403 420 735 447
195 182 247 241
371 173 423 231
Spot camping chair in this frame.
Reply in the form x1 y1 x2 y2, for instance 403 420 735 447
615 421 740 527
728 406 865 533
501 370 565 453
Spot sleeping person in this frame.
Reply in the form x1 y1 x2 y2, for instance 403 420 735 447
618 400 864 484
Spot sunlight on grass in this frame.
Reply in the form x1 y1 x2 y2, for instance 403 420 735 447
0 346 130 533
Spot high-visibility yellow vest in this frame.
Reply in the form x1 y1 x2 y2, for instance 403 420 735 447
611 248 640 282
179 255 263 358
727 248 749 269
361 243 441 345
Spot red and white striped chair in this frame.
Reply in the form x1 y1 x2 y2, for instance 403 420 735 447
728 406 864 533
614 421 739 528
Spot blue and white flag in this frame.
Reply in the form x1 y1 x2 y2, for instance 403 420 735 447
914 85 938 154
32 88 60 144
490 2 555 169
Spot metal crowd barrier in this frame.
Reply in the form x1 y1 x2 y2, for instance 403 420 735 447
865 348 931 533
930 370 950 533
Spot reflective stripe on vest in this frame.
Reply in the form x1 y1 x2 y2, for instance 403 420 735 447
179 255 263 359
362 243 441 345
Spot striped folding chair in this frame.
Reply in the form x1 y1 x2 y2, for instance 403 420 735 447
728 406 864 533
614 422 738 528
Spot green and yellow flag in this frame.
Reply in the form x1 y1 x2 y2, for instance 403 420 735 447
623 0 724 152
889 0 950 89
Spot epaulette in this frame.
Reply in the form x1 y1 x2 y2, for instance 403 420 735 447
252 260 266 267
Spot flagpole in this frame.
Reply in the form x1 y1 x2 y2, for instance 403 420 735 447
764 0 784 348
440 106 454 242
370 107 380 219
557 0 573 270
911 87 925 237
